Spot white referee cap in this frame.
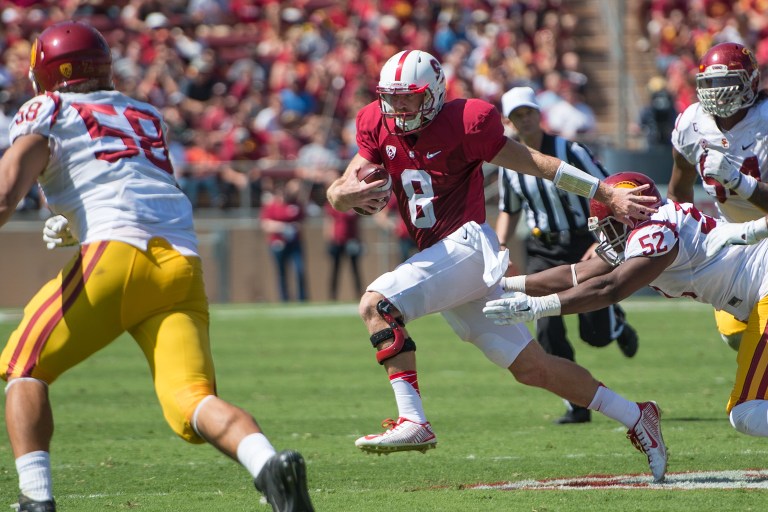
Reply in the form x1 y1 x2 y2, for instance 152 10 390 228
501 86 540 118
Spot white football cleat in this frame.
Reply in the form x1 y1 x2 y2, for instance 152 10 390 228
355 417 437 454
627 401 667 482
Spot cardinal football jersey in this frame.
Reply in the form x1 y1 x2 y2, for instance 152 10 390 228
671 97 768 222
356 98 506 250
623 201 768 321
10 90 198 255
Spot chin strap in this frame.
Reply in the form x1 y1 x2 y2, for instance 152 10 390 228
370 299 416 364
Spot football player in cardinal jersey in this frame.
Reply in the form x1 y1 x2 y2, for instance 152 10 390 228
0 21 313 512
326 50 667 482
484 172 768 442
668 42 768 352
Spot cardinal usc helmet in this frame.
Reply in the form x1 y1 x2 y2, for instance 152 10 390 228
696 42 759 118
29 21 113 94
588 172 663 267
377 50 446 135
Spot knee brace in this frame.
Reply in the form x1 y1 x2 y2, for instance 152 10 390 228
369 299 416 364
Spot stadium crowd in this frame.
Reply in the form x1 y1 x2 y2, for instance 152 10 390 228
1 0 766 214
1 0 585 212
635 0 768 129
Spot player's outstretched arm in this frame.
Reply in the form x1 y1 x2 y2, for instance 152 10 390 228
491 138 658 225
486 253 674 325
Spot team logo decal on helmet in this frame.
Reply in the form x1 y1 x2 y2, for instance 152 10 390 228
60 63 73 79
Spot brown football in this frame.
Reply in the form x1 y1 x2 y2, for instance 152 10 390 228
353 164 392 216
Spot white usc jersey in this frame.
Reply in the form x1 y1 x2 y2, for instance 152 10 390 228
671 98 768 223
623 201 768 321
10 90 197 255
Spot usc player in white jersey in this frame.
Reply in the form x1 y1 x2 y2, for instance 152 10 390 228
327 50 667 482
484 171 768 441
668 42 768 351
0 21 313 512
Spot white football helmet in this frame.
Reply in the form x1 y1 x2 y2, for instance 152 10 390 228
696 42 760 118
377 50 446 135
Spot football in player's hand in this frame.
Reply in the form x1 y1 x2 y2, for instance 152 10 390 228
353 164 392 216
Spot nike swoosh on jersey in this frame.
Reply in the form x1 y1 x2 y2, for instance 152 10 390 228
742 141 755 150
426 150 442 159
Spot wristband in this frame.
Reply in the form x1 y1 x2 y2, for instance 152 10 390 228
553 162 599 199
570 264 579 287
747 217 768 243
731 173 758 198
536 293 562 317
503 275 527 293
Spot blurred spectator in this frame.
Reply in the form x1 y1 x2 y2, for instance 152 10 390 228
1 0 601 216
544 83 596 140
260 178 308 302
637 76 677 147
0 88 12 153
295 115 343 214
218 123 265 208
179 51 218 105
323 203 364 301
180 132 225 209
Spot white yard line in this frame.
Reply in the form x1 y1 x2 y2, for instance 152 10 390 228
469 469 768 490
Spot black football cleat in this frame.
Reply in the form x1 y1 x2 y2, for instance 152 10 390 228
614 305 639 358
617 323 639 358
16 495 56 512
554 406 591 424
254 450 315 512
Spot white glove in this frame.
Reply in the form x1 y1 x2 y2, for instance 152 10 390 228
483 291 561 326
43 215 78 250
702 147 757 197
704 217 768 257
500 275 527 293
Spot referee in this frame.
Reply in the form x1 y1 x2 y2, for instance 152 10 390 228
495 87 639 424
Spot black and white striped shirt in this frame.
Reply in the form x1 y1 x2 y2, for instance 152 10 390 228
498 133 609 235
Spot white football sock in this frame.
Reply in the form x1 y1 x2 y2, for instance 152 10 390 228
588 385 640 428
730 401 768 436
236 433 276 479
390 371 427 424
16 450 53 502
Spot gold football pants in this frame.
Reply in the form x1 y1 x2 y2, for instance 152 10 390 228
1 238 215 443
728 296 768 414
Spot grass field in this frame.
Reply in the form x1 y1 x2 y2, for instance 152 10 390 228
1 298 767 511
